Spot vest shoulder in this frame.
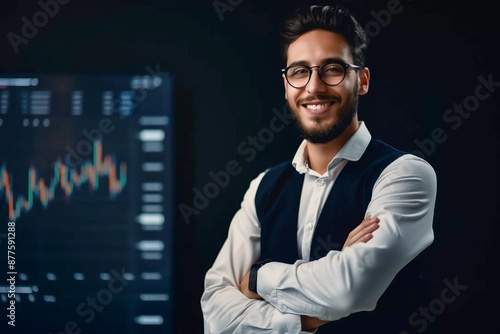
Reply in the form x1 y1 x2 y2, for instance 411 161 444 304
264 160 294 175
255 160 296 204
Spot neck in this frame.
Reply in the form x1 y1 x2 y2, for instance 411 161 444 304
306 120 359 174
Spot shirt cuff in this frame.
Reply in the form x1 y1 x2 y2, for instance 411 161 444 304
257 262 289 309
261 262 321 334
257 260 327 318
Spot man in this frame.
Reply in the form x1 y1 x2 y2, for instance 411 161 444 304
201 4 437 334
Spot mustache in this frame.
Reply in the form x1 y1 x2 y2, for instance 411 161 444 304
298 95 339 104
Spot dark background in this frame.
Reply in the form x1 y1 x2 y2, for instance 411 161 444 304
1 0 499 333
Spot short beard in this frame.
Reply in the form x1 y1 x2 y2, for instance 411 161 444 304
289 89 359 144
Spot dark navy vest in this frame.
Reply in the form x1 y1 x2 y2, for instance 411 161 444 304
255 139 428 334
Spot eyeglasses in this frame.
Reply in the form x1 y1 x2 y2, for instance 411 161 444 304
281 61 362 88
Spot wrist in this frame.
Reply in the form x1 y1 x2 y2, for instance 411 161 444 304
248 259 271 294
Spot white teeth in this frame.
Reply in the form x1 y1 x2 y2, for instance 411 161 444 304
306 103 330 110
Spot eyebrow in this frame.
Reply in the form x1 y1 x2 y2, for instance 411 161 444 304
288 57 347 67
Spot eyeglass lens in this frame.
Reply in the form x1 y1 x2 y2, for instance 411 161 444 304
286 62 346 87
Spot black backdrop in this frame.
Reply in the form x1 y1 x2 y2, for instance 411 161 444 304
1 0 499 333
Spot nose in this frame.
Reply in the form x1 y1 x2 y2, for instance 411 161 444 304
306 67 327 94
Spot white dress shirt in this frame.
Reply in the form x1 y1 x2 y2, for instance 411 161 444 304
201 121 437 334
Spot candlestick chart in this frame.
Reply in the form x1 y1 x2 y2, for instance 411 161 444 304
0 74 175 334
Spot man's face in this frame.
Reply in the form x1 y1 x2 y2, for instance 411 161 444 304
283 29 369 144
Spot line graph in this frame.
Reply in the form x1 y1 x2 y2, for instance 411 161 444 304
1 140 127 221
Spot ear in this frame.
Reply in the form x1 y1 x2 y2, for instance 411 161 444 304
282 73 288 100
357 67 370 96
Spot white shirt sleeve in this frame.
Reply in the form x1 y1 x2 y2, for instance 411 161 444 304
200 170 311 334
256 154 437 321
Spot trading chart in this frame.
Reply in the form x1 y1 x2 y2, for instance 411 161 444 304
0 73 175 333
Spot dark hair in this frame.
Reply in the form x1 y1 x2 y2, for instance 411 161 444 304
280 5 368 66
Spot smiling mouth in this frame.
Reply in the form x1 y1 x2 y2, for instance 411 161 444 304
301 101 336 112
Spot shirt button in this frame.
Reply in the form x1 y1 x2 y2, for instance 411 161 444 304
306 223 313 230
281 305 287 312
317 178 325 186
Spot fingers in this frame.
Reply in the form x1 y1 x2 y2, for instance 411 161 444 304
357 232 375 243
342 216 380 250
348 216 379 238
350 216 379 242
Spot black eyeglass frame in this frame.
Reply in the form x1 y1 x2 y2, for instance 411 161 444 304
281 61 363 88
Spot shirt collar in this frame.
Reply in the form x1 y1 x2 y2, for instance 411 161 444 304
291 121 372 174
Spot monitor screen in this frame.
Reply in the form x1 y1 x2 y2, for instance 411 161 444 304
0 73 175 333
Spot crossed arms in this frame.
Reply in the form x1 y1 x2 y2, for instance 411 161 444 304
239 215 382 331
201 155 437 334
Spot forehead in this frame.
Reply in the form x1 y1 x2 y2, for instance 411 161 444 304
286 29 352 65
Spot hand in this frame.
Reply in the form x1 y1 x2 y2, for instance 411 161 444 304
301 315 329 332
239 270 262 299
342 215 380 251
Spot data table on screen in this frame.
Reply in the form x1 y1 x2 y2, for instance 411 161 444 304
0 73 175 334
